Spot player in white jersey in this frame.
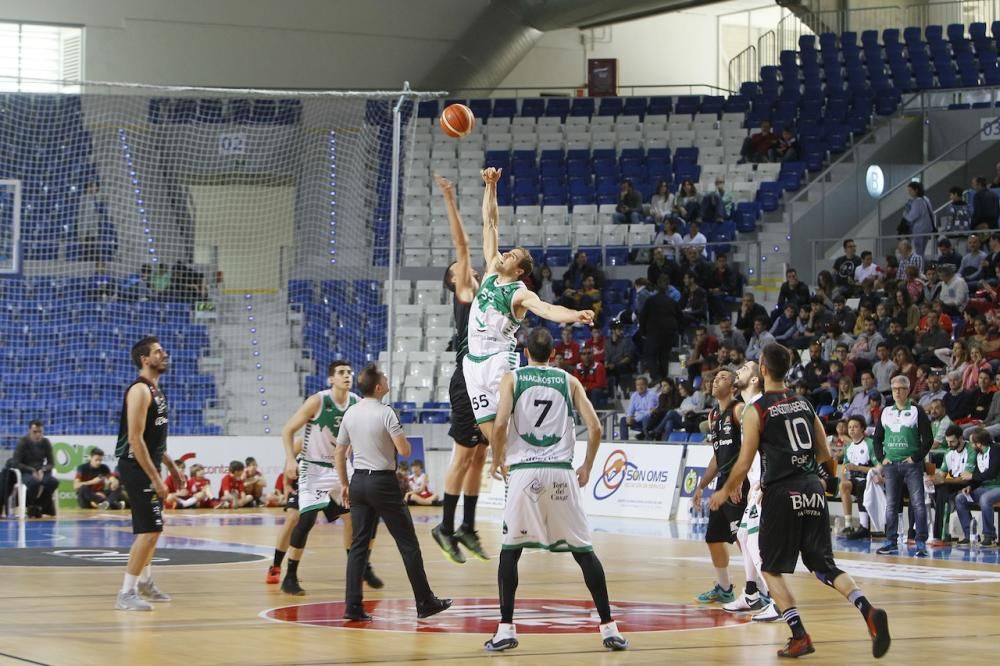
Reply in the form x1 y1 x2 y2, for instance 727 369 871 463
484 327 627 653
723 360 780 621
276 360 382 595
465 168 594 445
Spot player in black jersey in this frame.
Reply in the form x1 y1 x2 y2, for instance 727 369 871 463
430 174 490 564
693 367 748 605
115 336 185 612
710 344 891 659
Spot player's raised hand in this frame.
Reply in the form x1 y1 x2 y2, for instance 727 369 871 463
481 167 502 184
575 310 595 325
434 173 455 197
283 458 299 482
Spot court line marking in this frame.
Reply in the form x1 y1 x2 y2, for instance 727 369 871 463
0 651 53 666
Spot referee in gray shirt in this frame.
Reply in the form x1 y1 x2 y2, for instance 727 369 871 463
335 364 452 621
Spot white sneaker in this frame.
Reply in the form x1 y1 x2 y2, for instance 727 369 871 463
484 623 518 652
600 621 629 651
97 501 110 510
115 590 153 611
137 579 171 602
752 602 781 622
723 594 764 613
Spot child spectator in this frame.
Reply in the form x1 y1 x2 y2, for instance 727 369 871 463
164 459 190 510
404 460 441 506
218 460 255 509
184 464 214 508
74 447 124 509
243 456 266 507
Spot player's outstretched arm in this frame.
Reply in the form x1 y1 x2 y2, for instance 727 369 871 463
281 395 320 481
515 289 594 325
570 375 602 488
490 372 515 480
435 174 476 297
709 406 761 510
481 167 503 272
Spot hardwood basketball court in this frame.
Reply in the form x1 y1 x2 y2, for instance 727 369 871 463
1 507 998 665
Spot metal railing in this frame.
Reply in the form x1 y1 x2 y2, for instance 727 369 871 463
452 84 737 98
728 44 758 94
901 85 1000 112
757 30 778 71
906 0 1000 27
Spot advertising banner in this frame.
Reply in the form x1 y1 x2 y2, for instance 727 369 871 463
674 443 716 522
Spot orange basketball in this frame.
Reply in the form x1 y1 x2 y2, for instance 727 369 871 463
439 103 475 139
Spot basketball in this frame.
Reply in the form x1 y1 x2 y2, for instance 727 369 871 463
439 103 475 138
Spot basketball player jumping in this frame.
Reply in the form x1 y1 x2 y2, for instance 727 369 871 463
430 173 491 564
115 336 185 611
464 166 593 452
485 327 628 653
277 360 383 595
710 344 891 659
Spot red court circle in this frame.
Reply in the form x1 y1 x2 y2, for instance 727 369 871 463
262 598 749 634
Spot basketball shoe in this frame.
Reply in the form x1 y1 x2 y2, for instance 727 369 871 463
266 565 281 584
866 607 891 658
455 526 490 561
697 583 735 603
484 623 519 652
777 634 815 658
600 621 629 650
431 525 466 564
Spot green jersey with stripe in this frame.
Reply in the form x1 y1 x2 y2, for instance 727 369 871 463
507 366 576 469
302 390 359 465
467 273 524 360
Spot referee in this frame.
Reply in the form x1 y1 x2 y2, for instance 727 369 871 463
335 364 452 621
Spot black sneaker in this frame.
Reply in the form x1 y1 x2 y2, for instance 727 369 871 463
281 576 306 596
981 537 997 547
455 527 490 561
343 605 372 621
363 563 384 589
866 607 891 658
875 542 899 555
850 527 871 540
957 538 971 545
431 525 466 564
416 596 452 619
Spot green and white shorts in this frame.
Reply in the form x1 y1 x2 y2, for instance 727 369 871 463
463 351 520 424
502 465 592 553
298 458 349 515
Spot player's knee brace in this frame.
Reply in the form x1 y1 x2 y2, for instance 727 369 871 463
289 510 319 549
813 567 845 588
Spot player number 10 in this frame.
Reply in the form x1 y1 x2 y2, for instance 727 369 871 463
784 416 814 451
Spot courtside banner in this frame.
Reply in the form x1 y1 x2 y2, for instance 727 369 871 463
674 443 716 521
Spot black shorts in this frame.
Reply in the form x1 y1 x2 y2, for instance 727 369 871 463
760 475 837 574
118 459 164 535
284 478 299 512
320 500 349 522
847 476 867 503
706 493 748 544
448 364 485 447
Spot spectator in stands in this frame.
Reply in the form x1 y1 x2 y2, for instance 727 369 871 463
574 347 608 408
967 376 1000 438
769 303 800 344
929 425 972 545
891 346 918 391
562 275 602 323
735 292 768 341
954 428 1000 546
927 399 954 452
913 313 951 366
680 220 708 256
680 271 709 328
553 325 580 372
937 263 969 318
777 267 811 314
646 379 680 438
746 317 775 362
833 239 860 296
170 261 207 301
739 119 778 164
939 187 972 242
943 371 974 421
654 218 684 260
972 176 1000 229
649 179 674 225
674 179 701 222
533 265 559 303
901 182 935 259
404 460 441 506
218 460 255 509
805 297 836 342
845 372 882 424
775 126 800 162
583 326 605 364
873 374 932 557
959 233 988 282
893 288 920 334
563 251 605 290
919 371 946 409
986 232 1000 282
74 448 124 510
680 246 711 286
833 296 857 334
872 343 898 393
961 345 991 391
605 321 636 399
626 376 659 439
647 247 680 292
700 178 733 223
244 457 266 507
657 380 705 439
612 179 643 225
850 316 884 365
685 325 719 383
706 253 740 321
639 276 681 383
854 252 881 286
935 238 962 272
923 265 943 304
12 420 58 518
716 317 746 352
966 368 995 425
149 264 172 297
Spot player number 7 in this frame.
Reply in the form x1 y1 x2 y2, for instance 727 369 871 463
533 399 552 427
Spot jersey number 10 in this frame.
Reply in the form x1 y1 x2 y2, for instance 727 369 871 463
784 416 814 451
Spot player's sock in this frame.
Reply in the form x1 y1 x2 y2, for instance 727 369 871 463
848 589 873 616
715 568 731 589
121 573 139 593
498 549 522 624
286 559 300 579
782 607 807 639
441 493 460 535
461 494 479 532
745 580 758 597
273 549 286 569
139 565 152 583
573 551 613 624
